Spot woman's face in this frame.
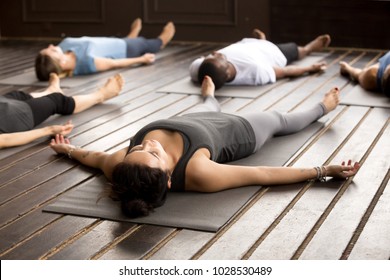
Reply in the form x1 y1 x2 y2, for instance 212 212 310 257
124 139 170 171
40 44 65 63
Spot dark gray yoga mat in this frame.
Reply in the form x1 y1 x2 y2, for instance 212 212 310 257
158 78 277 98
44 121 324 232
340 86 390 108
157 54 328 98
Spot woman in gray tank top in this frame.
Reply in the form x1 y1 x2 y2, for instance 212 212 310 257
50 76 360 218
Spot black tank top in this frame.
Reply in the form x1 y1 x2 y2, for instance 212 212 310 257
128 112 255 191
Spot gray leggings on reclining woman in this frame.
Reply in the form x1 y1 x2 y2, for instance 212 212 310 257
188 95 326 152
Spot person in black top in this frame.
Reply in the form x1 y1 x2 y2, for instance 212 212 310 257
0 73 124 149
50 76 360 218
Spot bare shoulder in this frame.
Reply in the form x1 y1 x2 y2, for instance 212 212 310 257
102 147 128 180
185 148 214 191
360 65 379 89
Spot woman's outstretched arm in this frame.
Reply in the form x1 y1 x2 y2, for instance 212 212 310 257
49 134 127 180
186 152 360 192
0 122 73 149
94 54 155 72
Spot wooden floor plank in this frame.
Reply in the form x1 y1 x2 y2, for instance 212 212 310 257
348 175 390 260
1 215 96 260
0 207 61 255
149 230 214 260
98 225 175 260
46 220 137 260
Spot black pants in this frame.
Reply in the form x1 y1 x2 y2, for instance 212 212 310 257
276 42 299 64
4 91 75 126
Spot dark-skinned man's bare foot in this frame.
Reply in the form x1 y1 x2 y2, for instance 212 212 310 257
252 28 266 40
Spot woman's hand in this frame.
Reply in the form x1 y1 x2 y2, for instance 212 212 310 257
50 120 74 136
141 53 156 64
325 160 360 179
49 134 74 155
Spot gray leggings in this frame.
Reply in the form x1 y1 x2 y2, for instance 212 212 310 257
191 96 326 152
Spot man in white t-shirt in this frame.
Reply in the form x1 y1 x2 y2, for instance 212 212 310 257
189 30 331 89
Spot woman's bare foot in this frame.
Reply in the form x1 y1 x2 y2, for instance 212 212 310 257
322 87 340 114
127 18 142 38
252 28 266 40
98 74 124 102
339 61 354 79
159 22 175 48
201 75 215 98
304 34 331 54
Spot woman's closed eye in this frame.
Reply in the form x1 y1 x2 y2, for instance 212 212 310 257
150 151 159 158
128 146 159 160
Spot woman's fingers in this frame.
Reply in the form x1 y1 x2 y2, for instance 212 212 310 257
52 133 69 144
327 161 360 179
341 161 360 176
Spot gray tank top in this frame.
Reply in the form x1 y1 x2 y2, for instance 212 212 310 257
129 112 255 191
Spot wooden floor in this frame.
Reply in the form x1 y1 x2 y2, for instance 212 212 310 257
0 40 389 260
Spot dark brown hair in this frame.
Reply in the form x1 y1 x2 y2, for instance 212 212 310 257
35 53 62 81
110 162 169 218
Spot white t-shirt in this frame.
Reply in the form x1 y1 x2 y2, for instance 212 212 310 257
189 38 287 85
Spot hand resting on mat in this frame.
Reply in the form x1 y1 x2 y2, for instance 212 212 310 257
50 76 360 218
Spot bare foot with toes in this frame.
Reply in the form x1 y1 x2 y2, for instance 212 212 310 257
339 61 355 79
98 74 124 102
253 28 266 40
201 76 215 98
305 34 331 53
322 87 340 113
159 22 175 48
127 18 142 38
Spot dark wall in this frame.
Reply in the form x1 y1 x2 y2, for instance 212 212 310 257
0 0 269 43
0 0 389 49
269 0 390 49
